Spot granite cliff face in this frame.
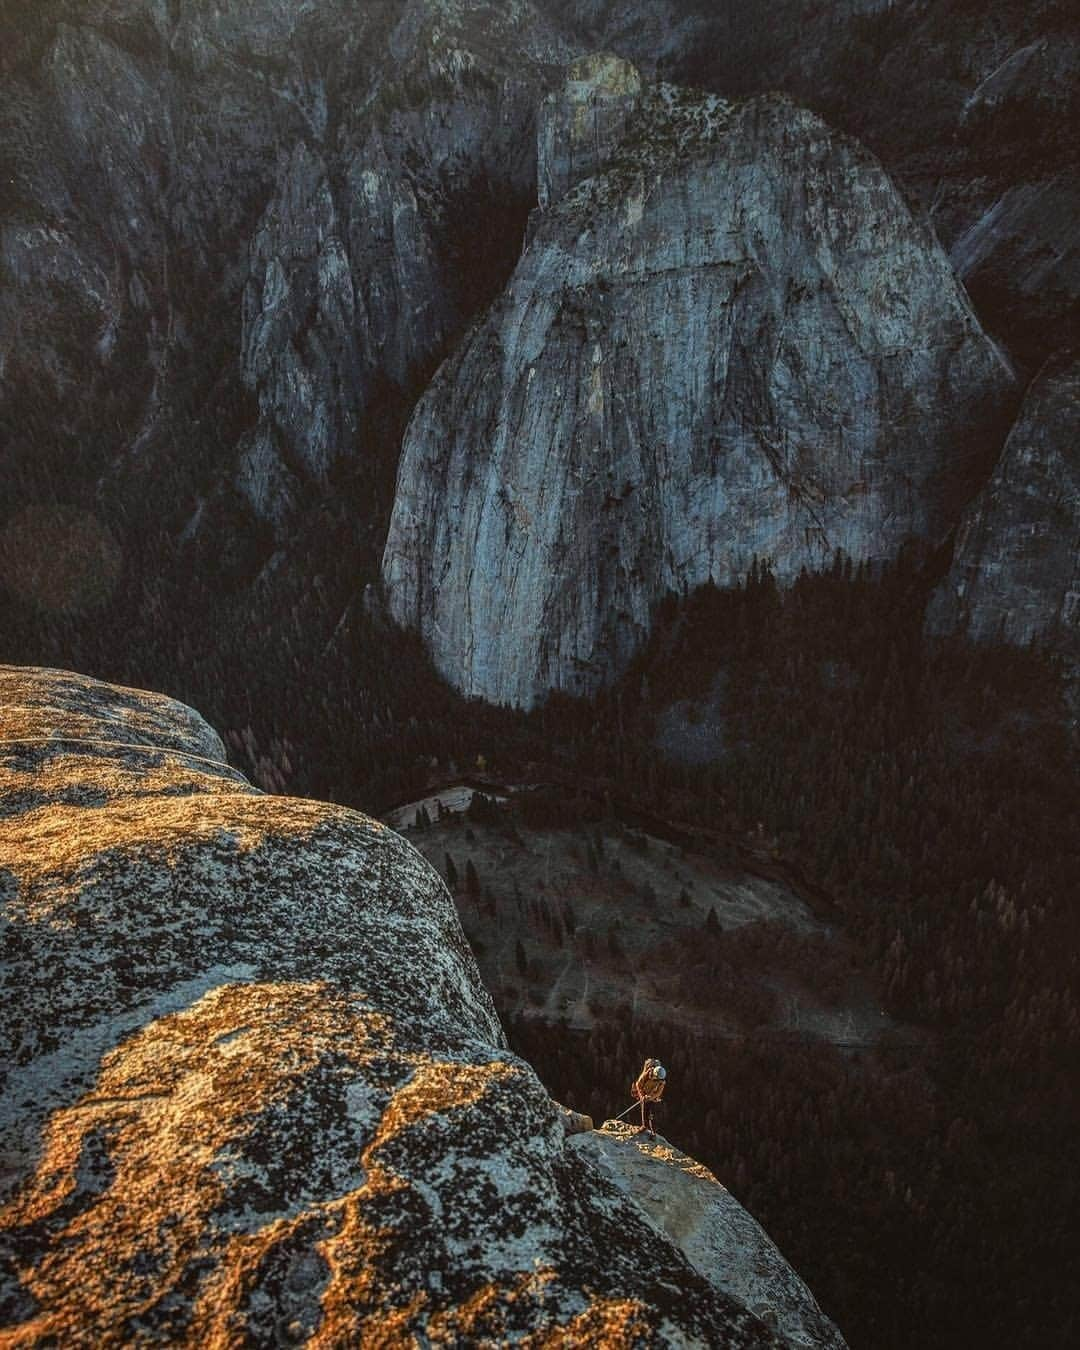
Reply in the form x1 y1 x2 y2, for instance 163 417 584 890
1 0 572 544
3 0 1075 740
382 66 1015 707
537 51 642 208
926 358 1080 659
0 665 844 1346
547 0 1080 366
234 0 576 527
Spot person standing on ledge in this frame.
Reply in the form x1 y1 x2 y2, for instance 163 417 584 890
632 1057 667 1135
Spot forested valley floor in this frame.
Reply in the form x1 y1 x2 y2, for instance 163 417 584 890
5 556 1078 1348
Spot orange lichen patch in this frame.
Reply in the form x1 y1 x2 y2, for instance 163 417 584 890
320 1237 566 1346
0 666 215 755
1 705 124 742
1 792 376 899
0 982 389 1345
527 1297 656 1347
364 1057 518 1156
312 1188 398 1343
333 1272 431 1349
626 1128 717 1184
410 1273 655 1347
1 978 531 1347
422 1269 559 1343
0 749 252 813
313 1057 523 1343
185 1210 333 1348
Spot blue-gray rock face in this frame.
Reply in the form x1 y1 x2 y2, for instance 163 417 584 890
382 73 1016 708
0 0 575 534
235 1 578 525
537 51 642 208
548 0 1080 366
927 358 1080 655
0 665 838 1346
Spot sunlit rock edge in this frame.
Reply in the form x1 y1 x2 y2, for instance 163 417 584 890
0 665 844 1346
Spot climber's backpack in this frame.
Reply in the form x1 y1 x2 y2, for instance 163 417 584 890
636 1059 667 1101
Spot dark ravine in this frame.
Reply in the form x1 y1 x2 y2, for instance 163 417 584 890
1 0 576 572
2 0 1075 740
1 8 1078 1341
927 356 1080 667
0 664 845 1346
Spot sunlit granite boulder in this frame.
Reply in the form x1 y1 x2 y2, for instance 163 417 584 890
0 665 842 1345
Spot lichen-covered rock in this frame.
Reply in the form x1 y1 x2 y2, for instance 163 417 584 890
538 51 643 208
926 358 1080 657
578 1124 846 1350
381 67 1015 707
1 665 835 1345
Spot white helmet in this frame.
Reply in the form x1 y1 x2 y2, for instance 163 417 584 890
655 1064 667 1080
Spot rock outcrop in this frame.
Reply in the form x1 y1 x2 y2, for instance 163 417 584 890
0 665 842 1345
4 0 1073 756
235 0 577 528
382 65 1015 707
560 0 1080 366
0 0 574 543
578 1124 846 1350
537 51 642 208
926 358 1080 657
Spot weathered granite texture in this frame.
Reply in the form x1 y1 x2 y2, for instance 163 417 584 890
926 358 1080 657
0 0 575 537
235 0 578 526
382 68 1015 707
579 1123 846 1350
0 665 839 1345
4 1 1074 721
537 50 642 209
552 0 1080 364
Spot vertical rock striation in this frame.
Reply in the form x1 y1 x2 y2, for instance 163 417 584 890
548 0 1080 365
926 357 1080 657
0 0 575 542
382 65 1015 708
235 0 578 529
537 51 642 208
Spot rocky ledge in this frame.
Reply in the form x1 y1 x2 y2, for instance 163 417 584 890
578 1124 845 1350
0 666 844 1345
